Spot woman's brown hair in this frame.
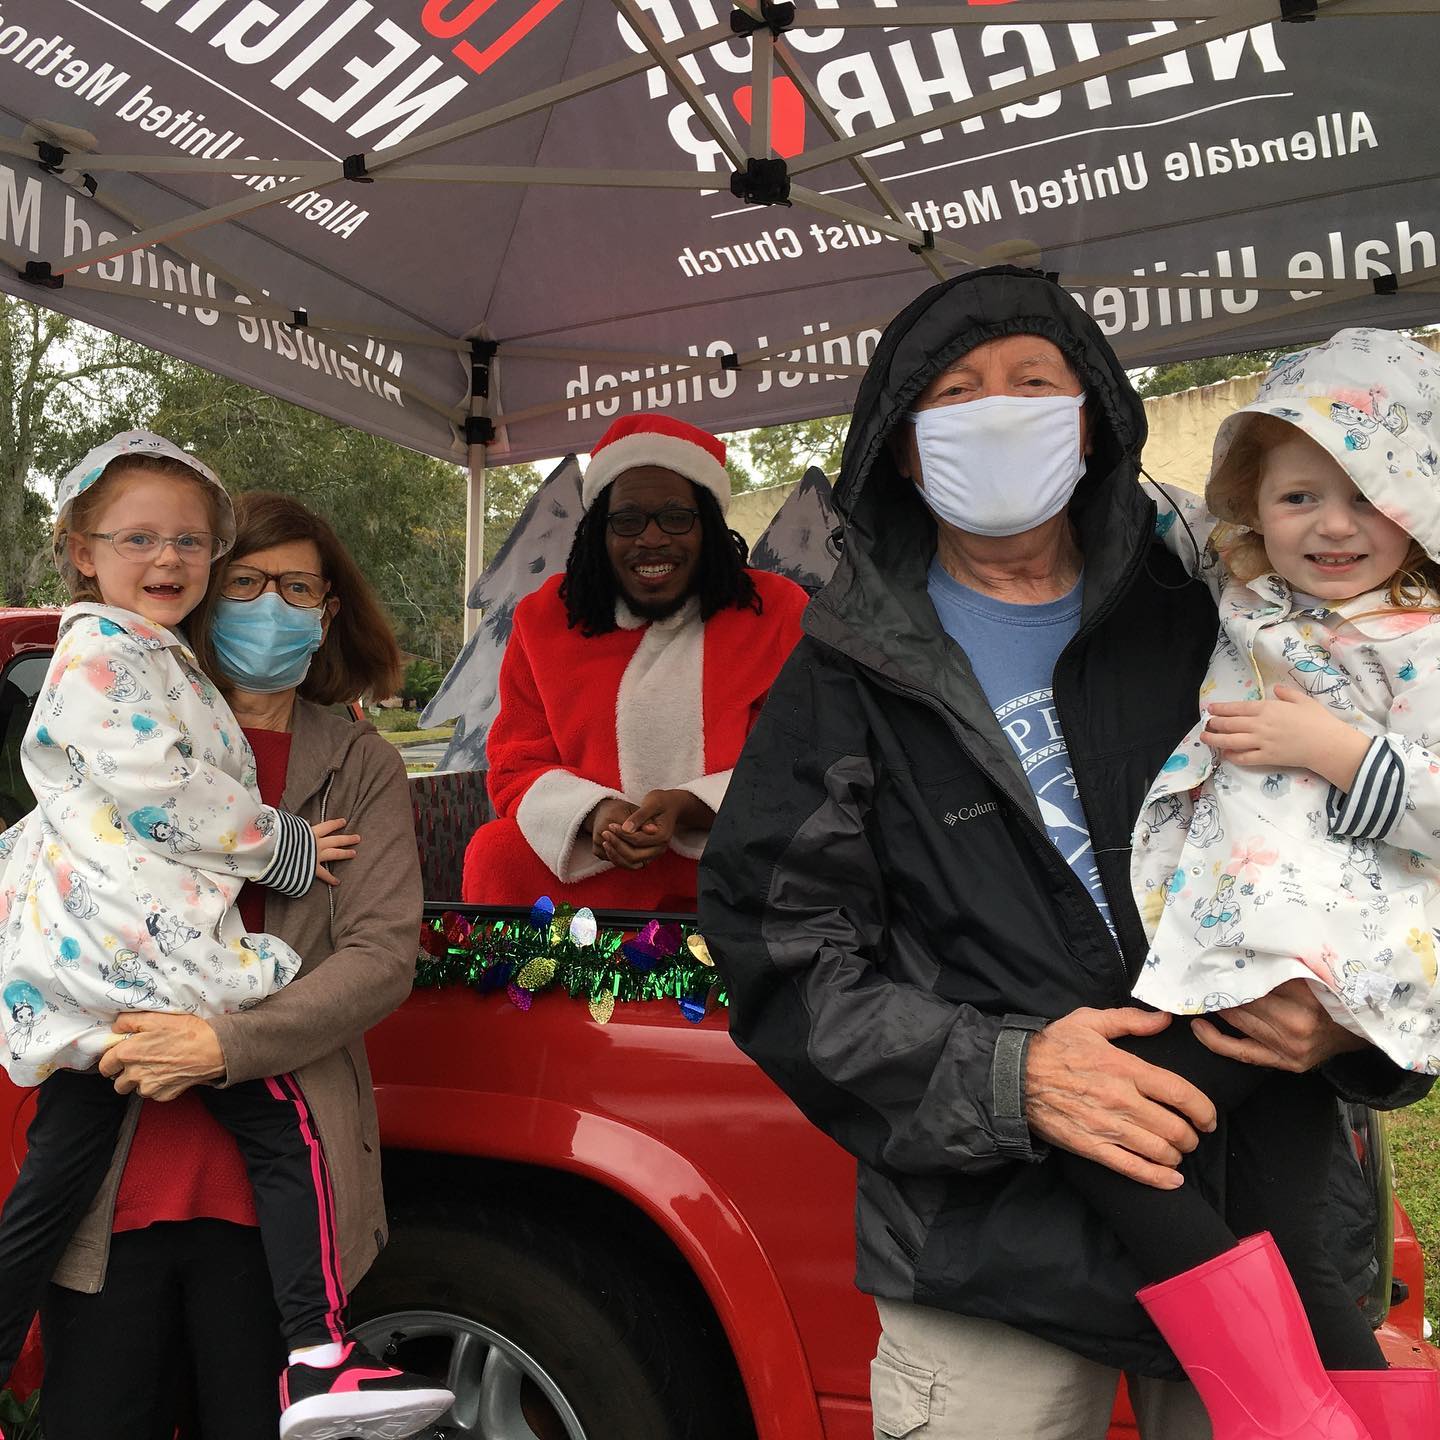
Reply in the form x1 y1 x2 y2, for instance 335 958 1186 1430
54 456 229 681
227 492 404 704
1206 413 1440 608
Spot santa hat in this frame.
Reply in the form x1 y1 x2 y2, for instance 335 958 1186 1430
582 415 731 515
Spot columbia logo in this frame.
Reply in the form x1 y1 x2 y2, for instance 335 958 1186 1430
945 802 997 825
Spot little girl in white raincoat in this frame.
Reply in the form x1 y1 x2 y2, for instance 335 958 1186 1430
1052 329 1440 1440
1133 331 1440 1075
0 435 313 1084
0 433 452 1440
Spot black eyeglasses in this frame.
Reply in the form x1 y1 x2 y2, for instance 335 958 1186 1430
606 506 700 539
221 566 330 609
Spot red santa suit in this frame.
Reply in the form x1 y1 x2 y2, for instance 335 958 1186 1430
463 569 807 910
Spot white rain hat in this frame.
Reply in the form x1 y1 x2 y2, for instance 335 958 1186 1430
1208 328 1440 560
54 431 235 583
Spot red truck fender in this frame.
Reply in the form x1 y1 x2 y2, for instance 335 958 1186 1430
374 1083 830 1440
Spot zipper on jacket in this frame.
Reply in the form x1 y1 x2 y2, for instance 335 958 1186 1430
867 668 1130 996
320 773 336 925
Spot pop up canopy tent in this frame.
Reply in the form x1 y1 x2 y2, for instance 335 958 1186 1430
2 0 1438 624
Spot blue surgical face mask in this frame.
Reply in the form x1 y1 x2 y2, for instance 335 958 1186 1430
211 593 324 694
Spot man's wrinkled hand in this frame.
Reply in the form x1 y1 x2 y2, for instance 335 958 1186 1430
1193 979 1367 1072
97 1012 226 1101
1025 1008 1217 1190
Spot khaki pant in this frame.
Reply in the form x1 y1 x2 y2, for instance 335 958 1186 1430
872 1298 1212 1440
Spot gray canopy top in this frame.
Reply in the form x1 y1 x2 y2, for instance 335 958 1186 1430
3 0 1438 603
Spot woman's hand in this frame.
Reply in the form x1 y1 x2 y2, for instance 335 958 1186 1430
97 1013 227 1100
589 797 639 861
311 816 361 887
1203 684 1370 790
598 789 714 870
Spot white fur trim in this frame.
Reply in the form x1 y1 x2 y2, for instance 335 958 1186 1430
583 433 730 514
515 770 625 883
670 769 732 859
616 602 705 809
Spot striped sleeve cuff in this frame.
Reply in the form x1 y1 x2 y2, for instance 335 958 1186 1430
257 809 316 898
1327 737 1406 840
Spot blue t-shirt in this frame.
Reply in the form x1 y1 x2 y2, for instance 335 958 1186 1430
927 557 1114 934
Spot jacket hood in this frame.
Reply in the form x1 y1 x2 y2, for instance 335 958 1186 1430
810 267 1154 683
1208 328 1440 562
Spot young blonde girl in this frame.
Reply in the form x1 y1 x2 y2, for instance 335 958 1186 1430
1052 330 1440 1440
0 433 451 1440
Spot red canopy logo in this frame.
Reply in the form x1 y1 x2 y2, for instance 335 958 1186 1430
421 0 572 79
732 77 806 159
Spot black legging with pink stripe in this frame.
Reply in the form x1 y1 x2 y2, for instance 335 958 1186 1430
0 1066 345 1383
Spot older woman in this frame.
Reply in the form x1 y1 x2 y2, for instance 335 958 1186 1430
40 492 421 1440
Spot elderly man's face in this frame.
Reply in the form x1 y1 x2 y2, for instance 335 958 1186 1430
895 334 1090 487
605 467 705 620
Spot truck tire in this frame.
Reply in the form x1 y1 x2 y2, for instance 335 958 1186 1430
350 1200 744 1440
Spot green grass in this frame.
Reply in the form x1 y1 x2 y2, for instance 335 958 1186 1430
1390 1087 1440 1331
385 725 456 748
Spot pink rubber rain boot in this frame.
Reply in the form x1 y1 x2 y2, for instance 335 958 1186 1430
1138 1232 1372 1439
1330 1368 1440 1438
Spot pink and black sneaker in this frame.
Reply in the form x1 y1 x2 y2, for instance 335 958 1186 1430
278 1340 454 1440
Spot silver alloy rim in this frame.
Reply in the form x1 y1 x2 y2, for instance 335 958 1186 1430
352 1309 589 1440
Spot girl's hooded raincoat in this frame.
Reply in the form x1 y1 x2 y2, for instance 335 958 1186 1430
1133 327 1440 1073
0 605 309 1085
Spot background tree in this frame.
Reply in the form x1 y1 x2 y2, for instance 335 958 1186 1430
0 297 163 604
730 414 847 489
1136 350 1282 399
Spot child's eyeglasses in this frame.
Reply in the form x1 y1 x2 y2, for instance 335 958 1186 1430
88 529 231 563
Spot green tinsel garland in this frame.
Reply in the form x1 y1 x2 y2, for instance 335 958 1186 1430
415 902 726 1023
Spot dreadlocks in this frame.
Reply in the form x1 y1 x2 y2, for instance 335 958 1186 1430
560 482 761 636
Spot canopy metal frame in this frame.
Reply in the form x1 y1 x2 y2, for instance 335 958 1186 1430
5 0 1437 635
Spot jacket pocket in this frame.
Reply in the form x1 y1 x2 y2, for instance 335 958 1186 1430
870 1352 934 1438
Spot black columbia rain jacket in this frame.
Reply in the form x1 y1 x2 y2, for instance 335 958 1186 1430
699 266 1429 1374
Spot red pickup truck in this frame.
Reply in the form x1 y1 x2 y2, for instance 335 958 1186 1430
0 608 1434 1439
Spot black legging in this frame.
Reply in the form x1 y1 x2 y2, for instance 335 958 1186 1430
1058 1018 1386 1369
41 1218 285 1440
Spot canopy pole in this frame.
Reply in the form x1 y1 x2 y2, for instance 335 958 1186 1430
464 441 487 644
463 340 498 643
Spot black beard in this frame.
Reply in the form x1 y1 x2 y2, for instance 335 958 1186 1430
621 588 692 623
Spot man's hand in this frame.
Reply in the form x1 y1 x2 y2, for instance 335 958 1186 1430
1025 1008 1218 1190
1204 684 1370 790
97 1012 226 1101
1193 979 1368 1072
589 797 639 862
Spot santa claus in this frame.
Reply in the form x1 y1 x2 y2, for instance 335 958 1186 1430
462 414 809 911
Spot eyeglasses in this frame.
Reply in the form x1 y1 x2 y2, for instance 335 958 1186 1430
606 506 700 539
88 529 231 563
221 567 330 609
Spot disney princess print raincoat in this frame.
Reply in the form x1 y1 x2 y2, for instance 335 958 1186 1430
0 605 315 1085
1132 328 1440 1074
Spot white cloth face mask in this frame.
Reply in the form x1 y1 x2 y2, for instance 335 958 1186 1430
906 392 1088 538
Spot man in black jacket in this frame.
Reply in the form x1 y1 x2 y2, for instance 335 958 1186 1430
698 267 1429 1438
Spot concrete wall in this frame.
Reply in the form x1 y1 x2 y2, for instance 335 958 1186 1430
730 481 796 548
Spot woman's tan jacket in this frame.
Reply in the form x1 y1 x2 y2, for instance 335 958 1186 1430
52 699 422 1293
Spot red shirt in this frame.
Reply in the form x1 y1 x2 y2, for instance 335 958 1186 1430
112 728 295 1233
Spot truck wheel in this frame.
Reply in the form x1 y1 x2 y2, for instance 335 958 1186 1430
350 1202 736 1440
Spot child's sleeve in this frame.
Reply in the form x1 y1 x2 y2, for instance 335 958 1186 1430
35 626 315 895
1326 639 1440 860
1145 482 1227 599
